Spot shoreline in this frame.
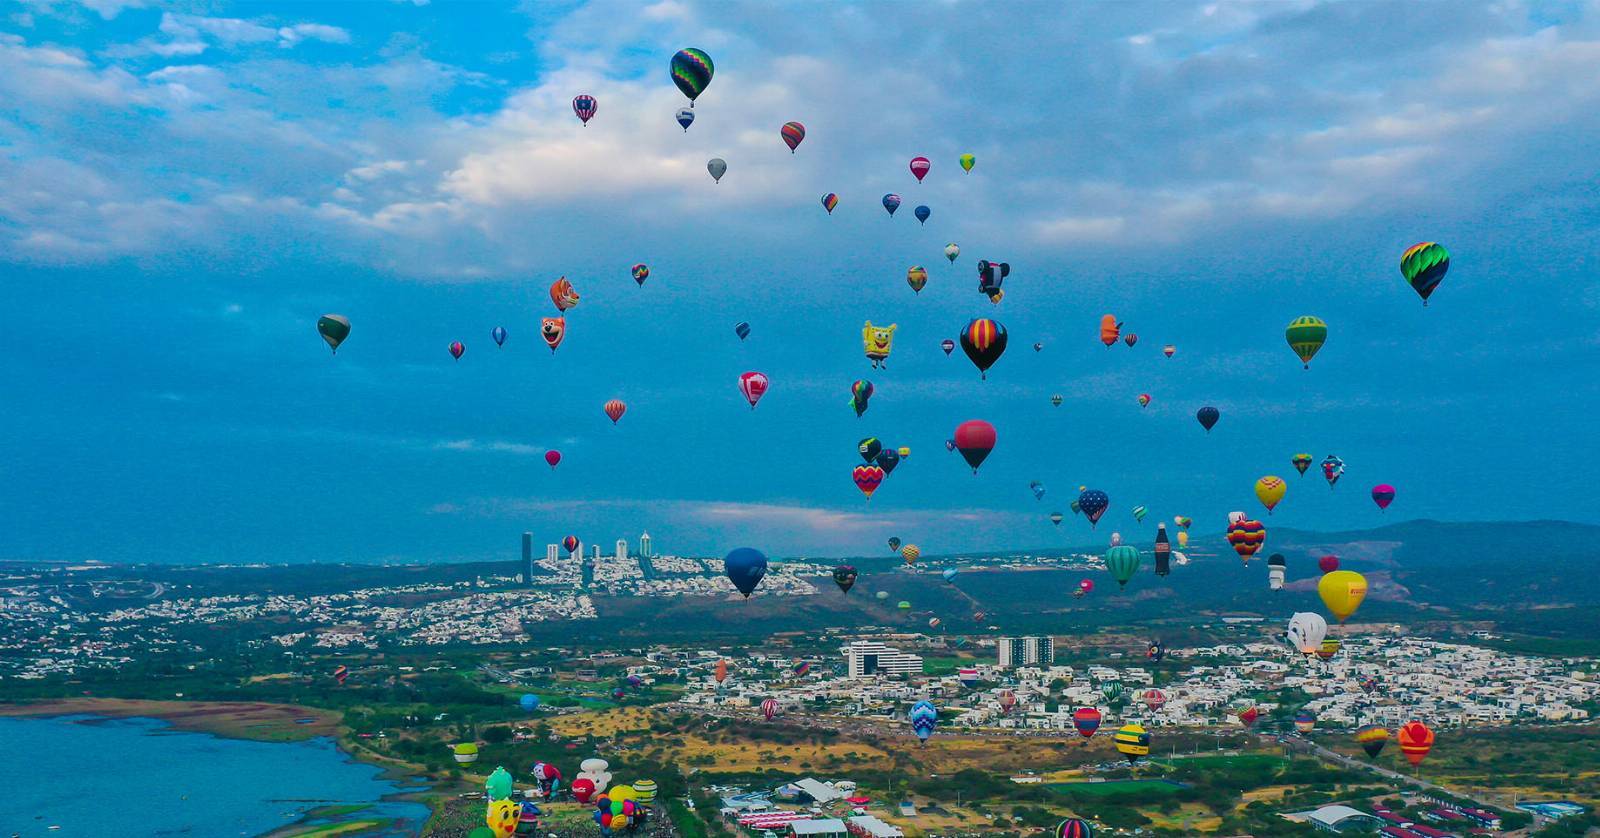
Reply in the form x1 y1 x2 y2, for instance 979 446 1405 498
0 698 451 837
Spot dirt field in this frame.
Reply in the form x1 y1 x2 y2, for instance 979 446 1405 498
0 698 341 741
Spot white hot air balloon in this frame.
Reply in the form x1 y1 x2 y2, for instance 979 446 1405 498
1286 612 1328 656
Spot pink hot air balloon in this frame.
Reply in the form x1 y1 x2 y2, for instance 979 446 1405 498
572 94 597 125
448 341 465 360
544 450 561 469
603 399 627 424
761 698 778 721
909 156 931 182
1371 484 1396 511
738 371 769 410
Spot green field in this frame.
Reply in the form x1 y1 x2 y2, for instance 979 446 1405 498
1157 753 1287 770
1046 779 1187 797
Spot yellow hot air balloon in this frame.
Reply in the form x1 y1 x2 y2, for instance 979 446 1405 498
1254 475 1287 514
1318 570 1368 623
1113 723 1150 762
1177 531 1189 549
901 544 921 565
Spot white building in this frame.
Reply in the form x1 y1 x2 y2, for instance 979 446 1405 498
616 539 629 563
640 532 652 558
546 544 559 562
843 641 923 678
591 544 602 562
998 636 1054 668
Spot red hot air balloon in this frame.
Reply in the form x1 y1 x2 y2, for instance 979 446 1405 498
1072 706 1101 739
562 535 580 554
780 121 805 152
544 450 562 469
1398 720 1434 767
738 371 769 409
1237 706 1260 728
952 420 996 473
761 698 778 721
448 341 465 360
572 94 597 125
1318 555 1340 573
852 464 886 500
604 399 627 424
909 156 930 182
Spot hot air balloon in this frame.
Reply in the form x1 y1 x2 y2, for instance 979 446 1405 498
1287 611 1328 655
714 659 728 684
820 193 838 215
940 339 955 356
897 600 910 609
852 464 886 500
738 371 768 409
562 536 580 555
1110 531 1123 547
1072 706 1101 738
1105 543 1140 588
1292 453 1313 476
944 243 960 263
1197 406 1220 432
603 399 627 424
449 341 465 360
453 743 479 764
1137 393 1151 408
317 314 351 354
1049 511 1064 526
491 326 507 347
550 276 580 311
1371 484 1395 511
998 690 1017 714
1124 332 1138 347
488 798 519 838
927 616 941 629
976 260 1008 303
914 205 930 225
959 318 1007 379
1051 394 1063 407
1177 530 1188 549
907 266 928 293
1078 489 1109 528
545 450 561 469
1131 505 1147 522
858 437 883 464
1400 242 1450 305
572 94 598 125
1268 553 1286 590
1294 710 1316 734
1077 578 1094 597
540 317 565 353
1174 516 1192 529
952 420 996 473
1113 723 1150 762
1162 344 1175 358
1099 315 1120 347
706 158 726 183
1255 476 1287 514
333 665 349 684
909 700 938 744
959 153 975 173
1398 721 1434 767
909 156 930 182
780 121 805 152
734 321 751 340
1285 316 1328 369
761 698 778 721
1029 480 1046 501
862 321 898 368
901 544 921 565
1056 819 1092 838
520 693 540 712
1318 570 1367 623
941 567 958 583
487 765 514 801
882 193 901 216
1236 706 1260 728
1318 555 1339 573
1142 688 1167 711
888 537 901 553
1226 518 1266 563
875 449 900 475
1355 724 1390 758
724 548 768 598
849 379 874 417
670 48 714 106
675 107 693 131
1317 638 1341 660
832 565 857 594
1317 455 1343 488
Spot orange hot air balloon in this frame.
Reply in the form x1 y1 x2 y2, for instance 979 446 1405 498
603 399 627 424
550 276 580 311
1398 721 1434 767
1099 315 1121 347
714 659 728 684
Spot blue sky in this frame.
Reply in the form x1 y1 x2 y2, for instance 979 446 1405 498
3 0 1598 564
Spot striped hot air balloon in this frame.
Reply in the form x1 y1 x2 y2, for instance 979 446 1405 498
1355 724 1390 758
1226 518 1267 564
1055 818 1093 838
780 121 805 152
1072 706 1102 739
959 318 1008 379
1285 315 1328 369
572 94 598 125
1113 723 1150 762
900 544 921 565
1294 710 1316 734
1398 720 1434 767
603 399 627 424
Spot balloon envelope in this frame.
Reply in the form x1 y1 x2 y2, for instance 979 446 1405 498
317 314 351 353
724 548 768 597
959 153 975 173
670 48 714 103
952 420 996 472
1318 570 1368 623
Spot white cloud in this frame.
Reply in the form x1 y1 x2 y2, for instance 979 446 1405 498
434 438 545 457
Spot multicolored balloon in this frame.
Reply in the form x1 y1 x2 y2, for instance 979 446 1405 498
882 193 901 216
853 464 886 500
1292 453 1313 475
1124 332 1137 348
901 544 920 565
1051 394 1063 407
1398 720 1434 767
670 48 714 106
849 379 874 417
1322 455 1345 488
1137 393 1151 408
958 153 975 173
909 156 930 182
944 243 960 263
1400 242 1450 305
631 263 649 286
959 318 1008 379
738 371 768 409
1162 344 1175 358
907 266 928 293
941 339 955 356
603 399 627 424
1078 489 1109 528
832 565 856 594
550 276 580 311
952 420 996 473
1113 724 1150 762
571 94 597 125
1226 518 1266 563
316 314 350 354
1131 505 1147 522
780 121 805 152
562 535 581 554
1255 475 1287 514
1050 512 1064 526
1285 316 1328 369
449 341 465 360
1356 724 1390 758
858 437 882 464
1371 484 1396 511
820 193 838 214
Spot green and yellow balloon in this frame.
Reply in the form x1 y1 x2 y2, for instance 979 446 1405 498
1400 242 1450 306
1285 315 1327 369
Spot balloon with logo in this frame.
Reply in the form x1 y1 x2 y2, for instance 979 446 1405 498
1255 476 1287 514
1143 688 1167 711
738 371 768 409
1077 489 1109 528
1319 570 1368 623
675 108 693 131
914 205 930 225
1113 723 1150 762
882 193 901 217
571 777 597 804
909 156 931 182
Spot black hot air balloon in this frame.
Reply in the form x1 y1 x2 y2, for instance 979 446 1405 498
832 565 858 594
1196 406 1220 432
959 318 1008 379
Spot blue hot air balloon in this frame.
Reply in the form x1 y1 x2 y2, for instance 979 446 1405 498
941 568 958 583
909 700 938 743
914 205 930 225
675 107 694 132
1078 489 1109 528
724 548 768 597
520 693 540 711
882 193 902 217
735 321 751 341
491 326 508 347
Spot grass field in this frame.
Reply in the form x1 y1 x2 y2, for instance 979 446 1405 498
1157 752 1287 770
1045 779 1187 797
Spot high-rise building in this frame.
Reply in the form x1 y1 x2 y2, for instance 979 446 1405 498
843 641 923 678
615 539 629 563
639 532 652 558
997 636 1055 668
591 544 602 562
546 544 559 563
521 533 534 586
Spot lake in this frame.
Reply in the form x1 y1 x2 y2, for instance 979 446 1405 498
0 715 431 837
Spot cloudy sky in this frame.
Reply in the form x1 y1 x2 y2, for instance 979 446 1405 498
3 0 1598 564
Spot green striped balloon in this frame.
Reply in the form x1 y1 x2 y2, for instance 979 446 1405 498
1284 315 1327 369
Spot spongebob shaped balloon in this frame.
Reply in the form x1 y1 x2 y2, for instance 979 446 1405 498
862 321 898 369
